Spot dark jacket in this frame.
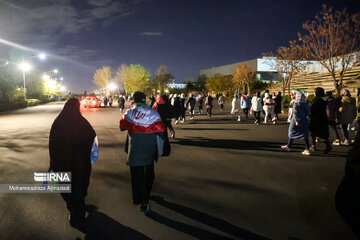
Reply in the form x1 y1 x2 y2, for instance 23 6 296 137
326 97 340 122
310 97 329 139
338 96 357 124
274 95 282 114
49 99 96 196
186 97 196 109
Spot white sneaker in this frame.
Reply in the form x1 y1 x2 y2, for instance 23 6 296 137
237 117 241 122
302 149 311 155
281 145 291 151
175 120 178 124
273 121 276 125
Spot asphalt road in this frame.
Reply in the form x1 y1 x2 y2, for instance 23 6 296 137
0 101 357 240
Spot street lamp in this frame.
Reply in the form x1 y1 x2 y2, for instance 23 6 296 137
21 53 46 100
19 62 32 100
108 83 117 91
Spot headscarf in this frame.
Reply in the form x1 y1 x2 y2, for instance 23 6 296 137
294 91 306 103
342 89 351 97
315 87 325 97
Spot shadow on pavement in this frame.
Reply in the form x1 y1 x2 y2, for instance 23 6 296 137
173 137 283 152
148 196 270 240
145 210 233 240
75 205 150 240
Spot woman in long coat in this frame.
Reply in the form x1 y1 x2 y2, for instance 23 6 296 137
281 91 311 155
49 98 96 228
309 87 331 153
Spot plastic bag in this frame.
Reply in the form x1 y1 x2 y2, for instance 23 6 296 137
91 136 99 164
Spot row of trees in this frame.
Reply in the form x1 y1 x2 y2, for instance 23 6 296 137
93 64 174 95
267 5 360 95
0 64 62 102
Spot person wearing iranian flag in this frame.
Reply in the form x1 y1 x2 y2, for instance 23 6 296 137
120 91 166 213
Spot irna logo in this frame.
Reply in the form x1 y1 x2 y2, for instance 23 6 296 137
34 172 71 182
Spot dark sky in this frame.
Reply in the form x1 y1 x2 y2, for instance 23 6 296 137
0 0 359 93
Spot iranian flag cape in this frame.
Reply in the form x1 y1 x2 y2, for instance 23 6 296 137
119 105 165 133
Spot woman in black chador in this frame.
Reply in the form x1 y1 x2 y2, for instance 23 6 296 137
335 130 360 238
309 87 331 153
49 98 96 228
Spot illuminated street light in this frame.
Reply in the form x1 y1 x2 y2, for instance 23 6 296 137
60 86 66 92
38 53 46 60
19 62 32 72
59 77 64 81
108 83 117 91
53 69 58 74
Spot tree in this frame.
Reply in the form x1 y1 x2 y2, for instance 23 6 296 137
194 75 207 92
115 64 127 93
298 5 360 95
206 74 233 94
264 40 310 95
118 64 150 93
93 66 112 95
151 65 174 93
232 65 255 94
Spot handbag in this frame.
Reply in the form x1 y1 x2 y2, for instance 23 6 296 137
157 135 171 157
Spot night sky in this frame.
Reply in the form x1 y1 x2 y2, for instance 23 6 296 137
0 0 359 93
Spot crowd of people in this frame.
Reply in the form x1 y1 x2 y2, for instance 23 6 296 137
49 88 360 236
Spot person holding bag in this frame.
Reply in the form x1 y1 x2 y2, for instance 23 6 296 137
120 92 166 213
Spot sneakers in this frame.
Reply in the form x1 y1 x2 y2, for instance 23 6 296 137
175 120 178 124
281 145 291 151
310 145 316 152
332 139 340 146
139 204 150 213
302 149 311 155
237 117 241 122
273 121 276 125
341 139 350 146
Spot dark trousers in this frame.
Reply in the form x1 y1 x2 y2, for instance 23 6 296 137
288 138 310 150
242 108 249 118
254 111 261 123
329 121 340 140
130 164 154 205
206 107 212 117
340 123 350 140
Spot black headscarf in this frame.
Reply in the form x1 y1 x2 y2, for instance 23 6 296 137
49 98 96 189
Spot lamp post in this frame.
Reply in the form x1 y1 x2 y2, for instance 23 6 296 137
20 53 47 100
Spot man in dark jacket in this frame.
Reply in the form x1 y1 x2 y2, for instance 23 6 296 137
186 94 196 120
120 92 166 212
274 91 282 120
309 87 331 153
49 98 96 229
205 92 213 118
118 95 125 112
326 91 341 145
335 130 360 238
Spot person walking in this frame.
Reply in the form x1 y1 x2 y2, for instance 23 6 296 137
120 92 166 213
251 92 263 125
274 91 282 120
240 92 251 120
108 95 113 108
103 96 108 108
152 94 175 138
118 95 125 112
338 89 357 145
281 91 311 155
335 130 360 238
49 98 97 229
179 93 186 123
263 92 277 124
325 91 341 145
198 94 204 114
309 87 332 153
186 94 196 120
205 92 213 118
218 94 225 111
148 95 156 108
231 93 241 121
173 94 181 124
